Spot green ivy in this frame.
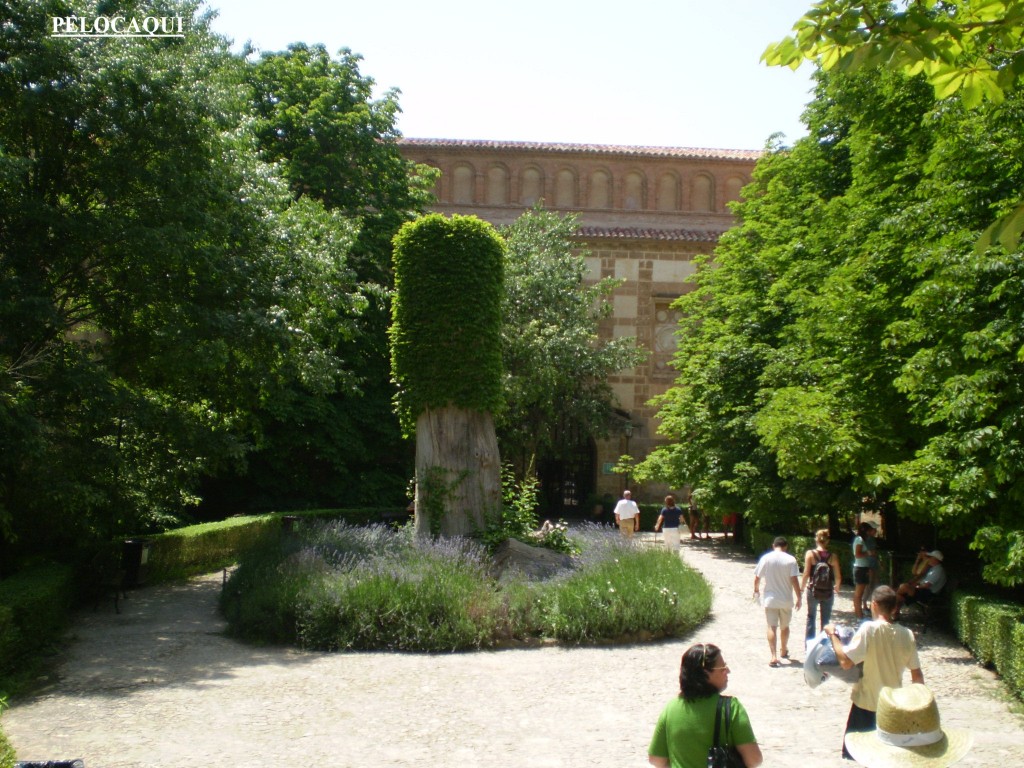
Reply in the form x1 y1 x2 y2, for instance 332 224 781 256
390 214 505 432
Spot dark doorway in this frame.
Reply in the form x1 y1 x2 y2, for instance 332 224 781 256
538 438 596 517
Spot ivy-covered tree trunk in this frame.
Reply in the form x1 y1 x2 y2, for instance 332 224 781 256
414 407 501 536
391 214 506 538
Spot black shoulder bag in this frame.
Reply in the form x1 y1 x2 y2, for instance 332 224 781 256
707 695 745 768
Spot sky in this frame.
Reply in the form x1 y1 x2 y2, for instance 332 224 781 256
202 0 817 151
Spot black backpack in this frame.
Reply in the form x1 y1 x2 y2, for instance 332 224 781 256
811 550 834 600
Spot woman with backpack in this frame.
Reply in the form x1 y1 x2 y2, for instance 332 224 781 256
800 528 843 641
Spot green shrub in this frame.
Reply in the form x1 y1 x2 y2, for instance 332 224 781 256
222 521 710 651
541 547 711 643
0 694 15 768
0 563 76 688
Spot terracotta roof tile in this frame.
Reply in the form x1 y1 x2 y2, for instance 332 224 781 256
398 137 761 162
574 227 723 242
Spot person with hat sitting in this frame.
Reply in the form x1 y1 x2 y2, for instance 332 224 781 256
843 683 972 767
823 585 925 760
894 549 947 619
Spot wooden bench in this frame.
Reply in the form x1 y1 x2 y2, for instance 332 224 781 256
905 578 957 635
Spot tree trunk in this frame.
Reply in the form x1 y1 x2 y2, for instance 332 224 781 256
414 406 501 537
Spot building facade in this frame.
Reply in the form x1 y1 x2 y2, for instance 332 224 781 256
398 138 760 510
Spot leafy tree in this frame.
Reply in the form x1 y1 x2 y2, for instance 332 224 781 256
644 50 1024 583
498 209 646 468
391 214 505 537
198 43 438 511
764 1 1024 253
0 0 363 558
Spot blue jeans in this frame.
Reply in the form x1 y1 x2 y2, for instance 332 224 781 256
806 591 834 640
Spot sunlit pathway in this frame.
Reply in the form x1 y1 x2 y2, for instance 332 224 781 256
4 530 1023 767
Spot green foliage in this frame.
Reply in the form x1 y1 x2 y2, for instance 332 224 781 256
390 215 506 431
643 60 1024 582
764 1 1024 255
0 0 371 554
498 209 646 462
207 42 439 511
951 590 1024 701
0 707 14 768
540 547 711 643
0 563 76 690
221 522 710 650
532 520 578 555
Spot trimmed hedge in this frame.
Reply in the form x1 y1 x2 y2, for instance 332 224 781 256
0 562 76 686
140 508 401 583
951 591 1024 700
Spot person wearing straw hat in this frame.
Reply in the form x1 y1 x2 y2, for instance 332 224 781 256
823 584 924 759
844 683 972 767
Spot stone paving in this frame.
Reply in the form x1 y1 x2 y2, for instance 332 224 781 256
4 531 1024 767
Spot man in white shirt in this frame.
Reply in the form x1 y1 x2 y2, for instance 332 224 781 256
613 490 640 539
753 536 802 667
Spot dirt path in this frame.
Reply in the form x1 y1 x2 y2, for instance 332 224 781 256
4 532 1023 767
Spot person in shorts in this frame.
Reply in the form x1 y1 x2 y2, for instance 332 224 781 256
753 536 802 667
852 522 878 620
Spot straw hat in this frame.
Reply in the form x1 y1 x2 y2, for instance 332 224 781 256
844 684 972 767
927 550 944 561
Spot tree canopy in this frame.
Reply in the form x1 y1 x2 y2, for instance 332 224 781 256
498 209 646 468
764 1 1024 253
641 60 1024 585
0 1 374 557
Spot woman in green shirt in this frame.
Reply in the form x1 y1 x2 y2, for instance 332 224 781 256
648 643 763 768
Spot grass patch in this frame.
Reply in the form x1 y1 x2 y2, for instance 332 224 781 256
221 522 711 651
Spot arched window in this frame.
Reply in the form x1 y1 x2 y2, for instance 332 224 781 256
520 166 543 205
691 173 714 212
656 172 679 211
589 170 611 208
555 168 577 208
453 164 475 204
724 176 745 205
624 171 645 210
487 165 509 205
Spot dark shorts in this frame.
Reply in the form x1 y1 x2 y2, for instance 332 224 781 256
910 587 936 604
853 566 871 585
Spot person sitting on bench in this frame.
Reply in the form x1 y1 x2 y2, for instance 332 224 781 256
895 549 947 618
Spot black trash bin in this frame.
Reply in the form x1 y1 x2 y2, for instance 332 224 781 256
121 538 152 589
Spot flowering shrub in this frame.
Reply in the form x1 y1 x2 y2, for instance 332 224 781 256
221 521 710 651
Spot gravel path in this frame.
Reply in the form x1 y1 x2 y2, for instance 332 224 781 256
4 532 1023 767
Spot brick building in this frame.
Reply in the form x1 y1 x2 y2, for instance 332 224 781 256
398 138 760 510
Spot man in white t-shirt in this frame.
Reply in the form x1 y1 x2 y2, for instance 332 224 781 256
825 584 924 759
753 536 802 667
613 490 640 539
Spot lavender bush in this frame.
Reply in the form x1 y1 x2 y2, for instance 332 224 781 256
221 521 710 651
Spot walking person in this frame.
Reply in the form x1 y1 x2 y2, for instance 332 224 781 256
823 584 924 760
852 522 879 620
613 489 640 539
801 528 842 640
654 495 684 553
687 493 705 540
753 536 802 667
648 642 763 768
